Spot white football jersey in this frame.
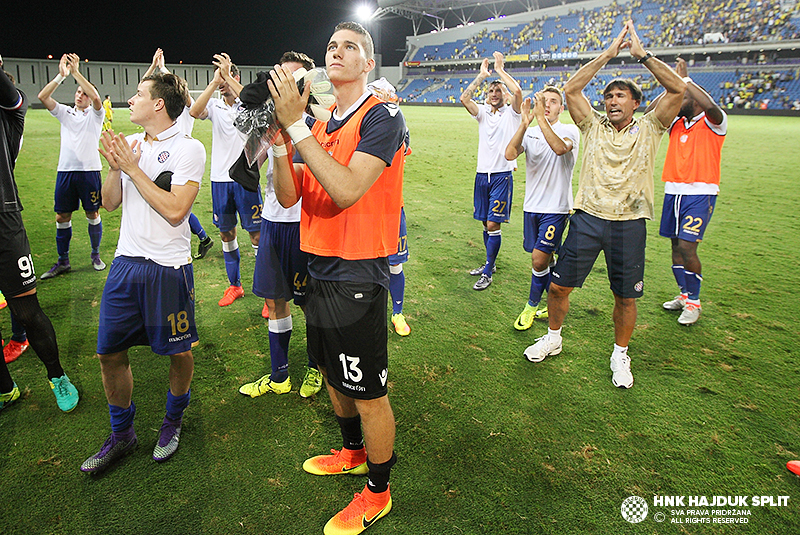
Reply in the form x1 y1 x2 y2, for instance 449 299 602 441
520 121 580 214
474 103 520 173
51 102 103 171
115 123 205 267
203 97 246 183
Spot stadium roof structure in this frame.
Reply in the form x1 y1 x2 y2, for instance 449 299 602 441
374 0 587 34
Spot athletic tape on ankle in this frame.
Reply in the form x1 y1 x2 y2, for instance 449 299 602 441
285 119 312 143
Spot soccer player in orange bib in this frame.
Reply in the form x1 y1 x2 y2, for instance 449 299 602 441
270 21 405 535
646 58 727 326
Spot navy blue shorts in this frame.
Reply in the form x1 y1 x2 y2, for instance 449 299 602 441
551 210 647 299
0 212 37 298
306 278 389 400
97 256 197 355
53 171 102 214
522 212 568 254
387 208 409 265
211 181 263 233
659 194 716 242
252 219 308 305
473 171 513 224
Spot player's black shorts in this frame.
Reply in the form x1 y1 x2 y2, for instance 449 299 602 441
551 210 647 299
0 211 37 297
306 277 389 400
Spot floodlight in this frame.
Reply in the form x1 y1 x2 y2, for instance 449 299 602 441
357 4 375 21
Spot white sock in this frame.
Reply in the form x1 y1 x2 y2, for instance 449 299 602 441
613 343 628 355
548 327 562 339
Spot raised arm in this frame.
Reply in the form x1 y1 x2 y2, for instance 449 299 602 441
68 54 102 111
493 51 523 113
270 65 387 209
563 24 632 125
272 133 304 208
505 97 535 160
143 48 170 79
459 58 491 116
214 53 243 97
532 91 572 156
0 66 21 108
189 68 223 119
649 58 724 124
37 54 70 111
626 22 685 127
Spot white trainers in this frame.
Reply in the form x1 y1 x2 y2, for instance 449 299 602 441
678 302 701 325
610 352 633 389
524 335 562 363
663 294 687 310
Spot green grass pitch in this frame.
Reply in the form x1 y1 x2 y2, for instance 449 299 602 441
1 106 799 534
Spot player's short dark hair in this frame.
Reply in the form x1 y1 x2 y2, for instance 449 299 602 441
333 21 374 60
488 80 505 89
542 85 564 105
603 78 643 102
142 73 187 121
230 63 240 78
279 51 315 70
3 70 15 85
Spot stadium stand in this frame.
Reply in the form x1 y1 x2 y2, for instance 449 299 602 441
397 0 800 110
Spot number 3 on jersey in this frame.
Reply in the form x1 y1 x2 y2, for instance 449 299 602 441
339 353 363 383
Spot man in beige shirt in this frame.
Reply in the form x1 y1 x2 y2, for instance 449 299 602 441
524 21 686 389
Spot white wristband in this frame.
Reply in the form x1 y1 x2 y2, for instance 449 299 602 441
53 73 66 85
682 76 693 84
285 119 312 144
272 143 289 158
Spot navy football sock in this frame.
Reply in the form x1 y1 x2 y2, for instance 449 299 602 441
87 217 103 254
56 222 72 261
109 402 136 433
268 316 292 382
683 270 702 300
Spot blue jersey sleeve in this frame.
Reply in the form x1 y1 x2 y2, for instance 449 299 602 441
356 102 406 166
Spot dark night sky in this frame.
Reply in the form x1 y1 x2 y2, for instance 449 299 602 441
4 1 413 67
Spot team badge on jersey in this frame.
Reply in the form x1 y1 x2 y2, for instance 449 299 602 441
630 125 640 135
158 151 170 163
